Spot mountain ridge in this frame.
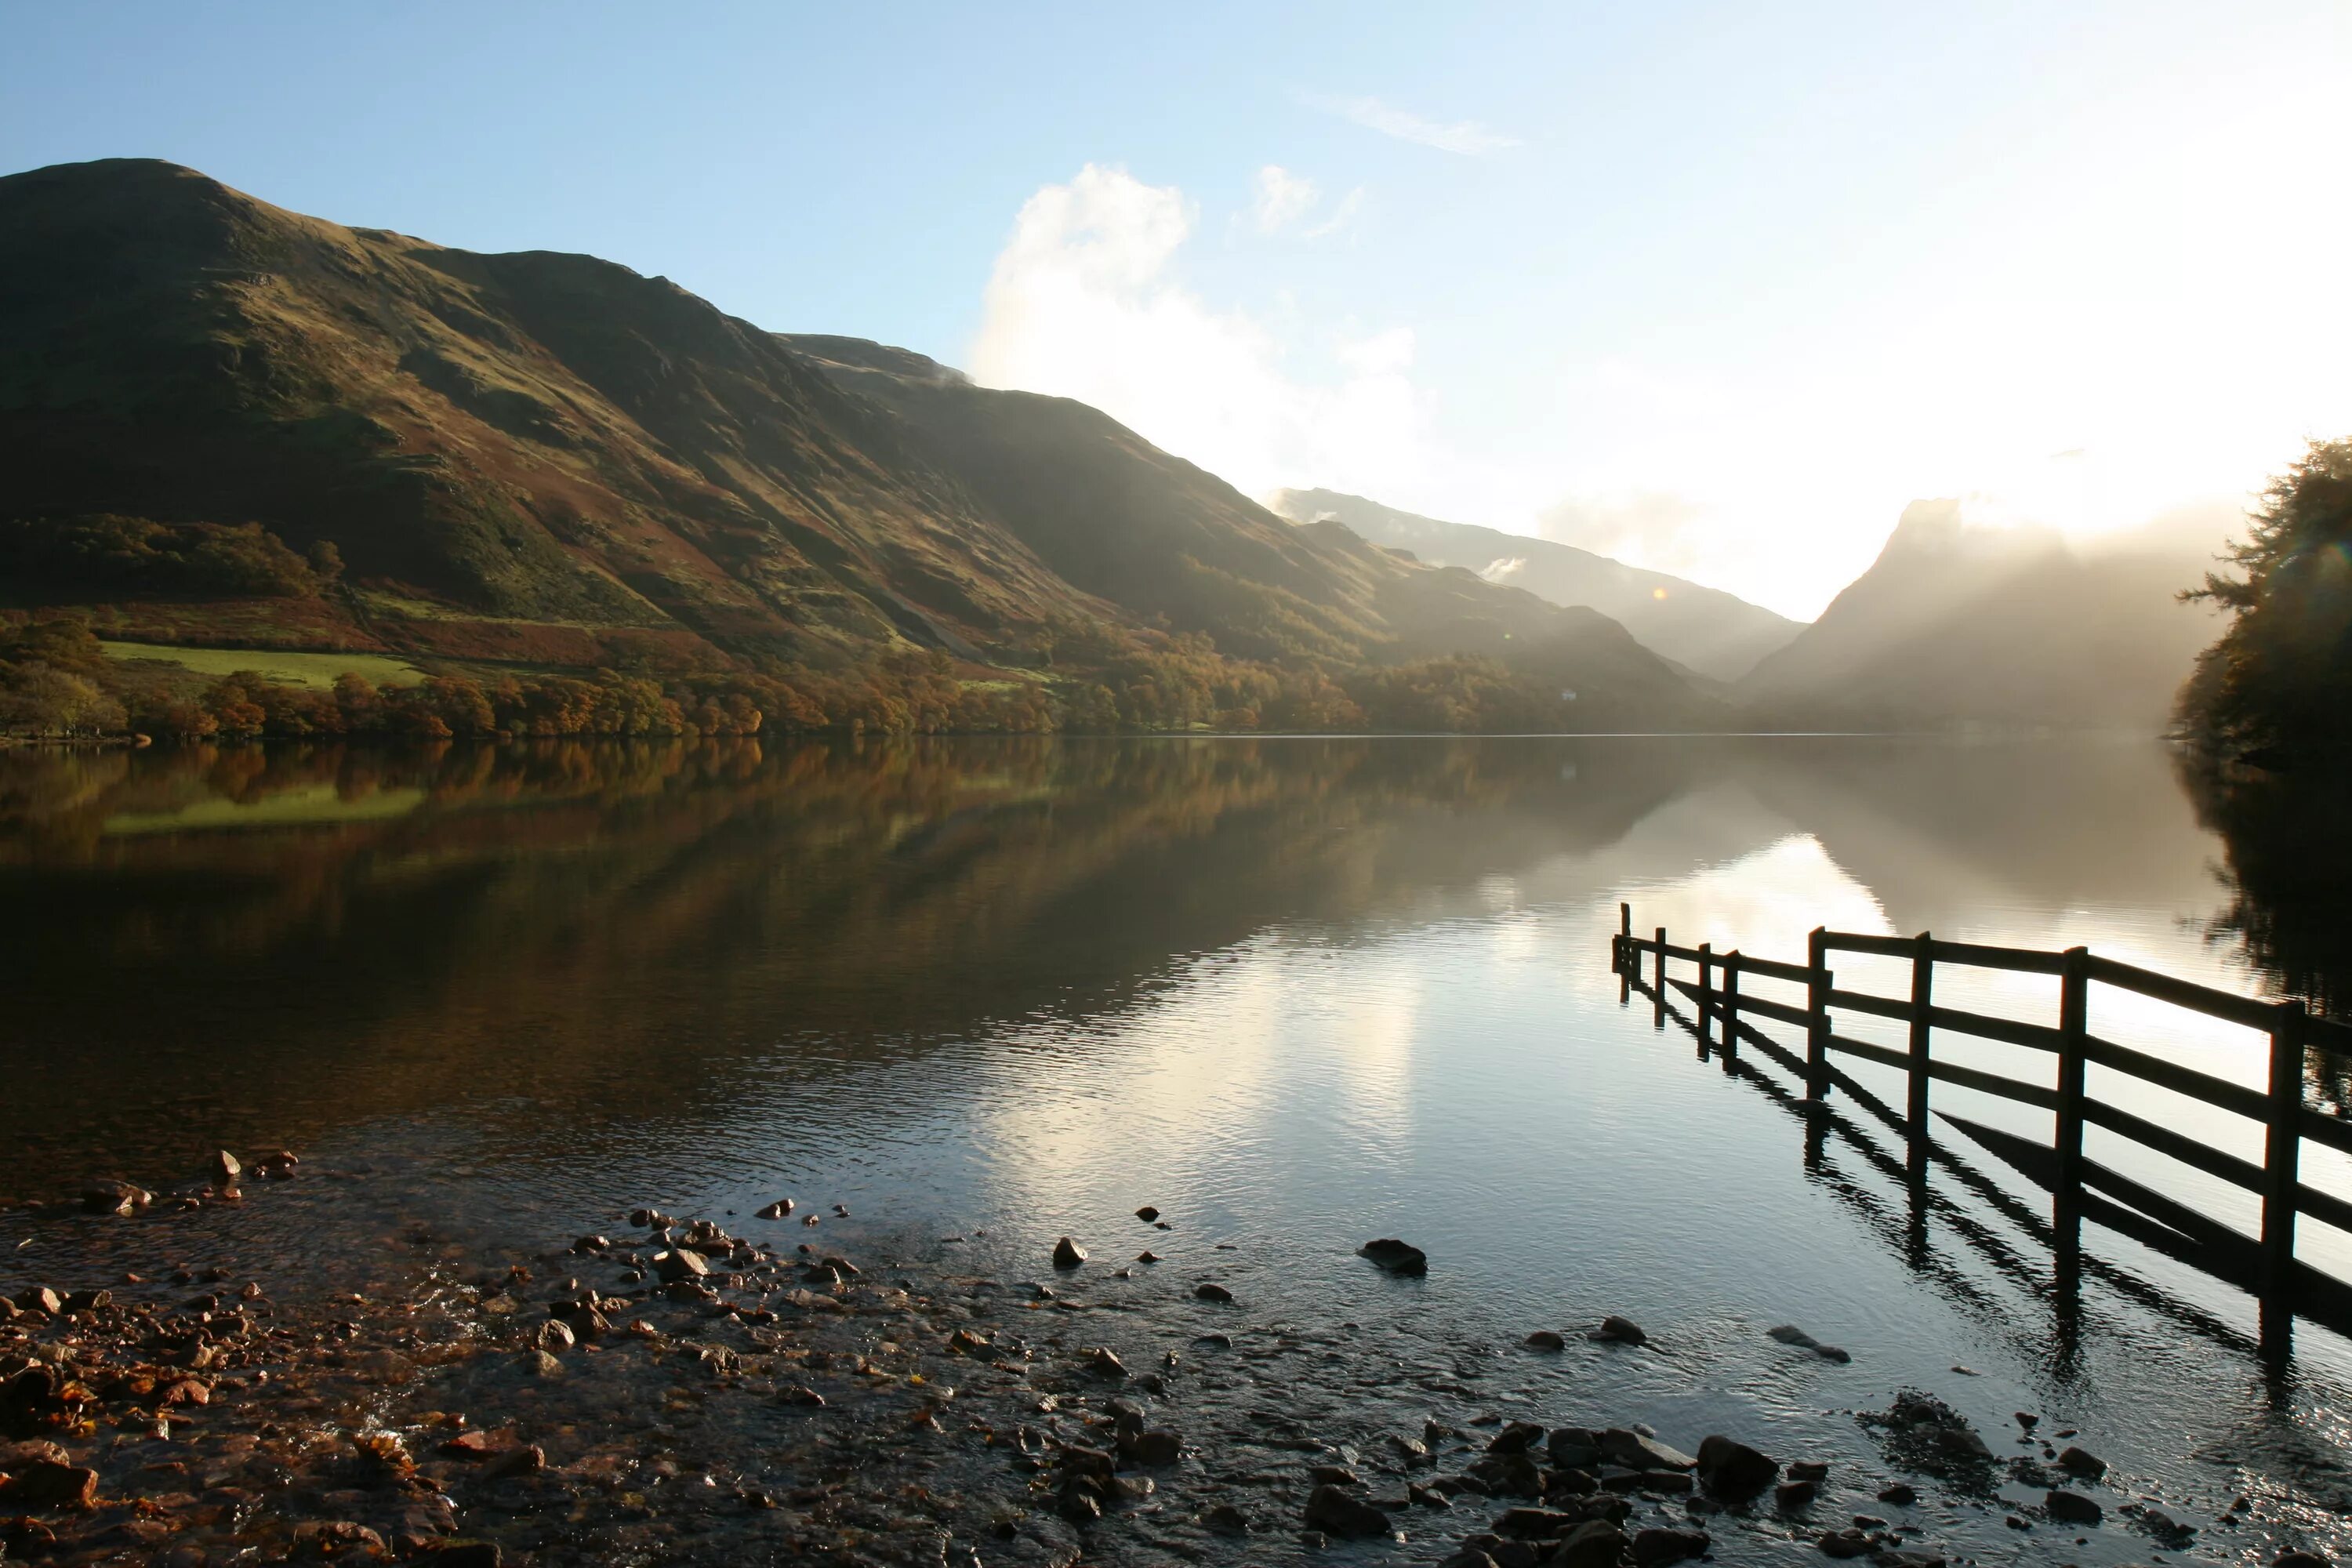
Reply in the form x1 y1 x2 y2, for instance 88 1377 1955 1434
1269 487 1803 681
0 157 1712 734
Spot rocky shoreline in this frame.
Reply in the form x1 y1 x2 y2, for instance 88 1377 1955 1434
0 1156 2336 1568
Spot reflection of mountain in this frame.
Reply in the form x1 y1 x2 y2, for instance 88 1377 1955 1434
1732 739 2223 938
1 734 2299 1203
1269 487 1802 682
1740 501 2219 731
0 737 1702 1199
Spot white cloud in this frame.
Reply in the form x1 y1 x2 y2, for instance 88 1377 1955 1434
969 164 1431 505
1250 165 1319 234
1246 165 1363 240
1304 93 1520 155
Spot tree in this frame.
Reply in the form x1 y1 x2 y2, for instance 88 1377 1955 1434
0 662 127 737
2179 437 2352 757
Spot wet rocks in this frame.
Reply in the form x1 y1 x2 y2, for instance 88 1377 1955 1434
1193 1282 1233 1303
2056 1444 2107 1479
1695 1434 1778 1497
78 1181 151 1217
1555 1520 1632 1568
1776 1478 1818 1510
210 1151 241 1189
1602 1428 1695 1472
651 1248 709 1283
1087 1347 1128 1379
755 1199 794 1219
1632 1525 1709 1565
1358 1238 1428 1275
2274 1552 2332 1568
1865 1390 1995 1483
1768 1323 1852 1363
1589 1315 1647 1345
1302 1483 1391 1538
1052 1236 1087 1269
1524 1330 1566 1351
2044 1489 2102 1524
1120 1428 1182 1466
1202 1502 1251 1536
1819 1525 1887 1558
1135 1206 1160 1221
0 1460 99 1511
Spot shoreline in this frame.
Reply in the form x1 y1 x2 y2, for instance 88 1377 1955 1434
4 1158 2323 1568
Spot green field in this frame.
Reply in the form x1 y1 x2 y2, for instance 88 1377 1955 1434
99 640 427 689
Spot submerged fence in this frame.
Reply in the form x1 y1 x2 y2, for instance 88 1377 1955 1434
1610 905 2352 1348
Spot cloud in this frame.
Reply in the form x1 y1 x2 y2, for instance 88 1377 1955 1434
1536 491 1709 575
968 164 1430 505
1304 93 1520 155
1477 556 1527 585
1247 165 1364 240
1250 165 1319 234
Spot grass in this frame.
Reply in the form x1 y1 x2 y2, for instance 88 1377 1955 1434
105 784 427 836
99 640 427 689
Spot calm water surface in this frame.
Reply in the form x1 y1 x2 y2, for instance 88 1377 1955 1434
3 735 2348 1562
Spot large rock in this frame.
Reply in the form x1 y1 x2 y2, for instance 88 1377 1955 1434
1358 1238 1428 1275
1632 1526 1710 1566
1053 1236 1087 1269
1590 1315 1647 1345
1603 1429 1694 1471
1302 1483 1391 1538
652 1248 709 1283
0 1461 99 1510
1554 1520 1630 1568
1695 1434 1778 1497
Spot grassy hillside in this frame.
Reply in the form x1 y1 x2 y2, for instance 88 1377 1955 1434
0 158 1713 737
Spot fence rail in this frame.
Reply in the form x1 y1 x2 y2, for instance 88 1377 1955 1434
1610 904 2352 1328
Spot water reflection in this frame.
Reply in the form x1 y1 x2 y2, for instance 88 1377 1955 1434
0 734 2329 1207
9 734 2352 1559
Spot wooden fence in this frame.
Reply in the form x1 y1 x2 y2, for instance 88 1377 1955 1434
1610 905 2352 1340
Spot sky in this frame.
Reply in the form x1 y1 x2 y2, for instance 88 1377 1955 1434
5 2 2349 620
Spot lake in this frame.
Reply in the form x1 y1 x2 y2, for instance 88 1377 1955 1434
3 734 2347 1563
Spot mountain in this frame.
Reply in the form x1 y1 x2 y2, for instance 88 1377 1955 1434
1270 487 1803 681
1737 499 2222 731
0 158 1705 729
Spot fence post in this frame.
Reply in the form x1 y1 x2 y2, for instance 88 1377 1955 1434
1653 926 1668 1027
1697 942 1713 1044
1618 902 1632 975
1907 932 1934 1159
2263 1000 2308 1298
1723 952 1741 1063
1806 927 1829 1102
2054 946 2089 1197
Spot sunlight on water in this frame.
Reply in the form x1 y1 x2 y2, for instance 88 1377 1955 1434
5 734 2351 1563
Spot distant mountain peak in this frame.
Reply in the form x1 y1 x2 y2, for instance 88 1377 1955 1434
1268 486 1802 683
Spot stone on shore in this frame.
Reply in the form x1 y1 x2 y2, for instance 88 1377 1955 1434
2045 1490 2102 1524
78 1181 151 1217
652 1248 709 1283
1633 1526 1711 1565
1052 1236 1087 1269
1695 1434 1777 1497
210 1151 241 1189
1302 1483 1391 1538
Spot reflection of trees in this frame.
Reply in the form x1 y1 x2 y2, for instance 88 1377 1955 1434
2176 753 2352 1109
0 736 1700 1199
